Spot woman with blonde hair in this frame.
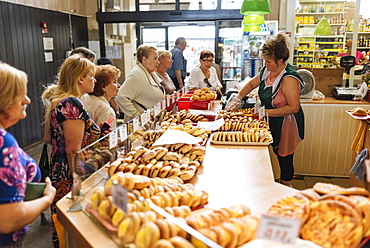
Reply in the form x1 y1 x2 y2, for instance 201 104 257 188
42 54 101 247
117 45 165 122
156 50 176 94
0 62 55 247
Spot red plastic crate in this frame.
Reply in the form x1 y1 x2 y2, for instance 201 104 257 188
177 99 211 110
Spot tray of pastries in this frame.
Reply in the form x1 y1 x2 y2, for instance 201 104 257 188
346 107 370 120
210 131 273 146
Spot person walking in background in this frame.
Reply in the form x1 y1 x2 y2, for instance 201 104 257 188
70 47 96 62
81 64 121 129
226 33 305 187
0 62 56 247
331 39 368 66
186 50 223 96
167 37 187 90
42 54 101 247
156 50 176 95
117 45 165 123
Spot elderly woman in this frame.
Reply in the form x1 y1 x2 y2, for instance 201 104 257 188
226 33 305 187
82 64 121 129
42 54 101 247
117 45 165 122
186 50 223 96
0 62 55 247
156 50 176 95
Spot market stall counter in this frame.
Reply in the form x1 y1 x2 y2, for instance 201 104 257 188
56 142 296 247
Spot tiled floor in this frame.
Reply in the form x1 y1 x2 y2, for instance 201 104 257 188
21 140 350 247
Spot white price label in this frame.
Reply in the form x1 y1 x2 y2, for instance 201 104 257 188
254 101 260 114
162 99 167 109
112 181 128 212
257 214 301 244
132 117 140 132
141 110 150 127
154 103 161 116
119 124 127 142
259 106 265 120
109 130 118 149
166 96 171 107
171 94 175 104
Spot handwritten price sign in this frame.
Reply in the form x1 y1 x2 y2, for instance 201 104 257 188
256 214 301 244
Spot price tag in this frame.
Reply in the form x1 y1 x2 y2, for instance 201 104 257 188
141 110 150 127
171 94 175 104
119 124 127 142
259 106 265 120
162 99 167 109
132 117 140 132
254 101 260 114
256 214 301 244
154 103 161 116
112 181 128 213
109 130 118 149
166 96 171 107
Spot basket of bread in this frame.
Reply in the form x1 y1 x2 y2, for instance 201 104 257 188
190 88 217 101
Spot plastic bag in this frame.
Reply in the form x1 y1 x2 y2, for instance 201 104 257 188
224 93 243 110
312 90 325 100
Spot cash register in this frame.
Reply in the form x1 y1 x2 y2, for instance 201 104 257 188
332 55 368 100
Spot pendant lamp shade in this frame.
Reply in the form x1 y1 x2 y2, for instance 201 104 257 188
240 0 271 15
314 17 332 35
243 24 262 32
243 14 265 25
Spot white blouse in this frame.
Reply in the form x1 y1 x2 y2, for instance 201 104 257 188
186 66 222 91
81 94 116 129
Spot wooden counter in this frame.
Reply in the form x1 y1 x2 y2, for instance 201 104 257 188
56 142 296 248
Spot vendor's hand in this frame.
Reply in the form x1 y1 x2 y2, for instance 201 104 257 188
43 177 56 202
225 93 242 111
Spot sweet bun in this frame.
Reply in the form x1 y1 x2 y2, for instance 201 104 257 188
142 150 157 163
135 221 160 248
163 152 181 162
152 239 175 248
155 219 171 239
169 236 195 248
154 147 169 160
351 107 367 116
118 212 141 243
122 173 135 190
133 175 151 189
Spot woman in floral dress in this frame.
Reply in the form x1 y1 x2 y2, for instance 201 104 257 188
0 62 55 247
43 54 101 247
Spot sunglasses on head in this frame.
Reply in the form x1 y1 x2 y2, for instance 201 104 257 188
204 78 212 88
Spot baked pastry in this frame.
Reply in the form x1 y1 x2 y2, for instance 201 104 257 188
351 107 367 116
268 194 310 224
313 182 370 197
301 200 363 248
153 239 175 248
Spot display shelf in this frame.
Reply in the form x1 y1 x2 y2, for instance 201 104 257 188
296 12 345 15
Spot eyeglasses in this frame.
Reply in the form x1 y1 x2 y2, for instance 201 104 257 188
204 78 212 88
201 59 214 63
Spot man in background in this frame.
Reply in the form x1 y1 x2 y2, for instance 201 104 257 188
167 37 187 90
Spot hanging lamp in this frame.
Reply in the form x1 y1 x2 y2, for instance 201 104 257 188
314 17 331 35
240 0 271 15
242 14 265 25
243 24 262 32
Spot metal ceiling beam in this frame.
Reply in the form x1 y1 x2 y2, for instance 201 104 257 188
96 9 243 23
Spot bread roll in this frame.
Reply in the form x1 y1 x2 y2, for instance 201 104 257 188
169 236 195 248
152 239 175 248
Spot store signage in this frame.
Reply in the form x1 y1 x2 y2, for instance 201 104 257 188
257 214 301 244
112 181 128 213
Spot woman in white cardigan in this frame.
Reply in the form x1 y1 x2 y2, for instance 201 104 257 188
186 50 222 96
117 45 165 123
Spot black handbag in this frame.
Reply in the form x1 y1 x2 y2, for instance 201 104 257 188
38 144 50 182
